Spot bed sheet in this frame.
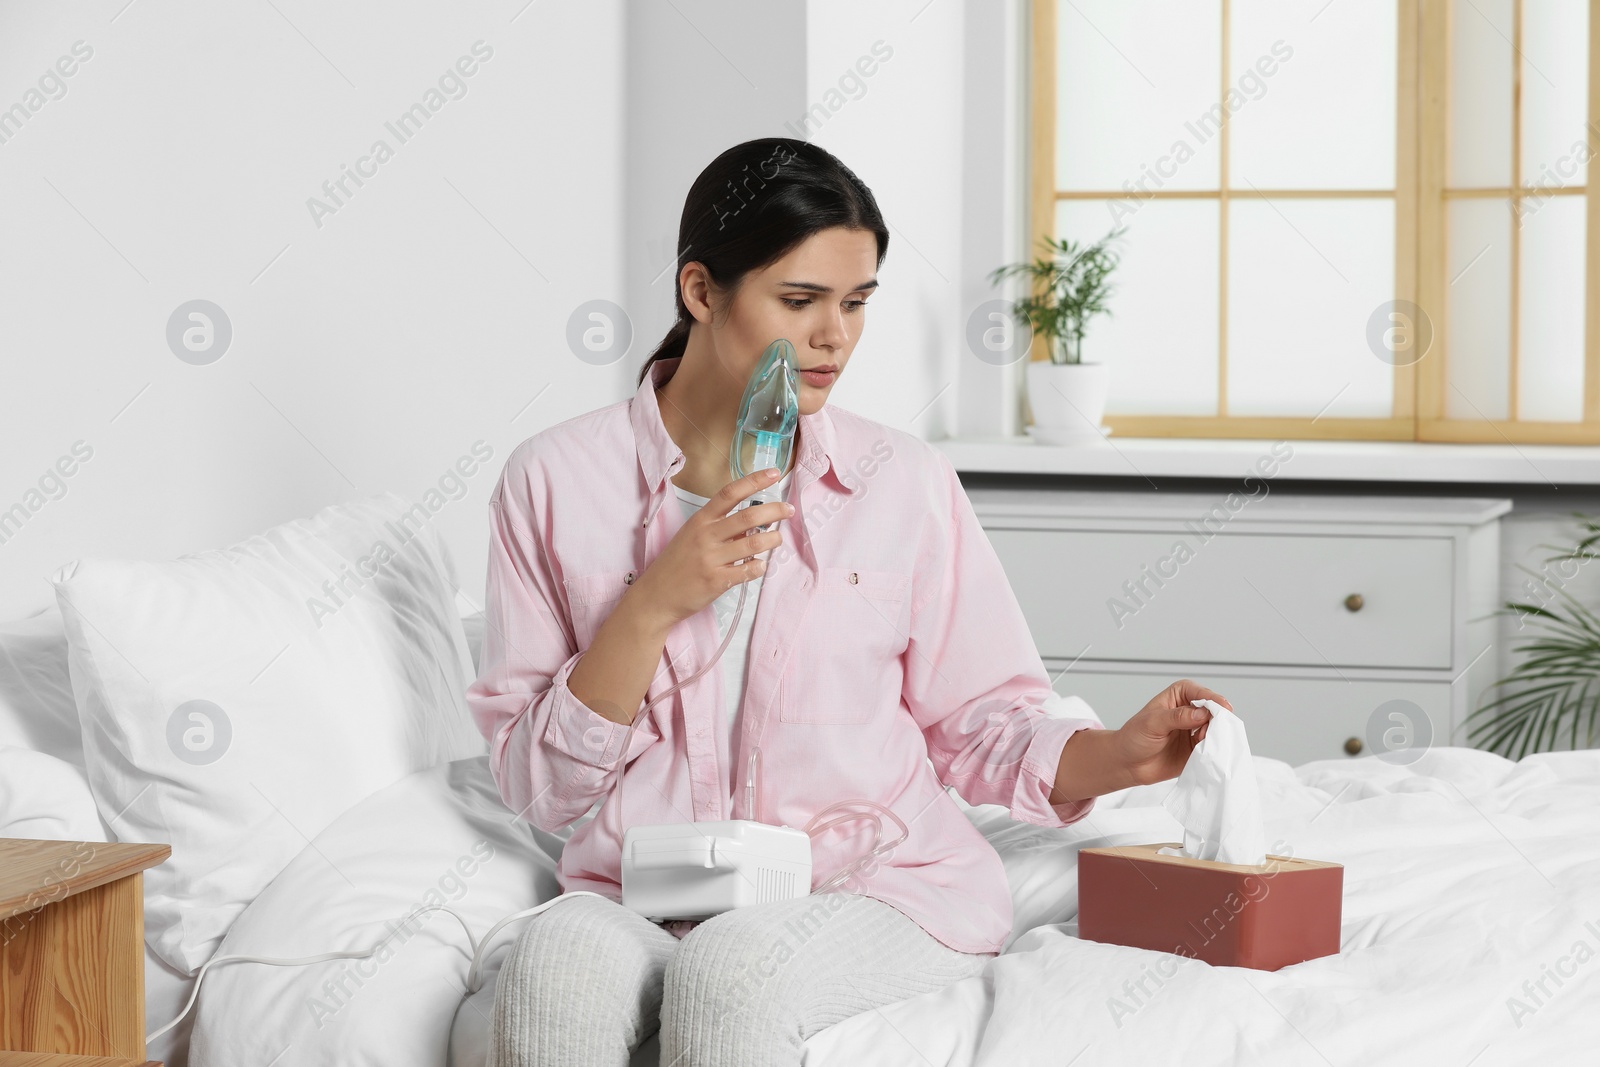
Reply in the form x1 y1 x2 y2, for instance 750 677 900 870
14 615 1593 1067
800 747 1600 1066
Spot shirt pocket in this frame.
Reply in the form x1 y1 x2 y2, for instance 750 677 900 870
780 567 911 725
563 569 635 649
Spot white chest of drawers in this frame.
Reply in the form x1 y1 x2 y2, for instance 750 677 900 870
964 487 1511 767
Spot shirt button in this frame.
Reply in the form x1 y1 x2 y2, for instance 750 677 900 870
624 571 635 584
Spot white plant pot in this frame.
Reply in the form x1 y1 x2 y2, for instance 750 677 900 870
1026 360 1110 444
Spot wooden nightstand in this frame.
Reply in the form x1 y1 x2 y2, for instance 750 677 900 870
0 839 170 1067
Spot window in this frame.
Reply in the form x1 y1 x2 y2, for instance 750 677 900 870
1030 0 1598 442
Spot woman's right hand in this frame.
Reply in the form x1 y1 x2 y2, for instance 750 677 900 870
628 467 794 628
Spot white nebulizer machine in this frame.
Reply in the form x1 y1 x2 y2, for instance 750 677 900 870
618 337 904 920
148 339 907 1040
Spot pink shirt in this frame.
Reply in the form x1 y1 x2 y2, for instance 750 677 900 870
466 355 1103 954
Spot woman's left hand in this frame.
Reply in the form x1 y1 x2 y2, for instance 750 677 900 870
1049 679 1235 803
1112 679 1234 787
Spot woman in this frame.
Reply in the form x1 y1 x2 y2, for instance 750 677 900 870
466 137 1231 1066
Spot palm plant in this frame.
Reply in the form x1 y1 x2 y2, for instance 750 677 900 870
989 227 1125 365
1466 514 1600 758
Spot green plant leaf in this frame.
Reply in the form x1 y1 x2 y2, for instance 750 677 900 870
986 226 1127 362
1473 540 1600 757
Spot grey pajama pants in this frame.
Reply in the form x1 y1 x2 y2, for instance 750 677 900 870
486 891 993 1066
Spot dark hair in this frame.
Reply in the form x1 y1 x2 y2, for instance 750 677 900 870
637 138 890 386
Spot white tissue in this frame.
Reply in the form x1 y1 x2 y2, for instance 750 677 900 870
1156 698 1267 866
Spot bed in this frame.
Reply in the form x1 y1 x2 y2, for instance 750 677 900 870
3 492 1596 1066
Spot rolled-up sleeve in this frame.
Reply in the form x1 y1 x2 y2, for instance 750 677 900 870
465 465 641 832
901 450 1104 828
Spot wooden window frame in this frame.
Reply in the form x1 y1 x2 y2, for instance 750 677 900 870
1030 0 1600 443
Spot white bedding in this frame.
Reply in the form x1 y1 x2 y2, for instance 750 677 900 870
801 747 1600 1066
52 492 487 975
0 745 103 840
9 590 1599 1063
0 607 83 770
186 756 564 1066
175 746 1600 1066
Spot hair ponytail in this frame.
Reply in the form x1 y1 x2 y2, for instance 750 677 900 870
638 318 691 386
636 137 889 388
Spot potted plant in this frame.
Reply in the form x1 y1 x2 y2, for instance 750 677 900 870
989 226 1125 444
1466 515 1600 757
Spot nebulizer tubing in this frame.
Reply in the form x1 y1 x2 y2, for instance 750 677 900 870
152 341 903 1036
473 345 809 990
804 801 910 893
606 337 801 817
602 338 908 893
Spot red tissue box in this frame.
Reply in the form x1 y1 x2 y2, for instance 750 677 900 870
1077 842 1343 971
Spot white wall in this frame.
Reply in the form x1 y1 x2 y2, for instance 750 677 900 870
621 0 809 393
958 0 1033 439
801 0 967 438
1 0 1023 618
0 0 628 617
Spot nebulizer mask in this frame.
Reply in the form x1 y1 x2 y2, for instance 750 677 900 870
621 338 800 725
730 336 802 484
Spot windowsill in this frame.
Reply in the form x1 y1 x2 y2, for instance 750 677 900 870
934 434 1600 487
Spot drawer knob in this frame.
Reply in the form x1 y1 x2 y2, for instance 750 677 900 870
1344 593 1365 613
1344 736 1364 756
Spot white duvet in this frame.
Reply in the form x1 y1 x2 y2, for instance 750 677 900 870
166 746 1600 1065
803 747 1600 1066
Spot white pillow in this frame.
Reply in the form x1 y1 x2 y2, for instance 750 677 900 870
460 609 485 675
190 756 560 1067
0 744 108 841
0 607 84 769
52 492 487 975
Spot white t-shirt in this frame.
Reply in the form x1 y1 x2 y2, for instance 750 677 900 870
672 468 794 775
